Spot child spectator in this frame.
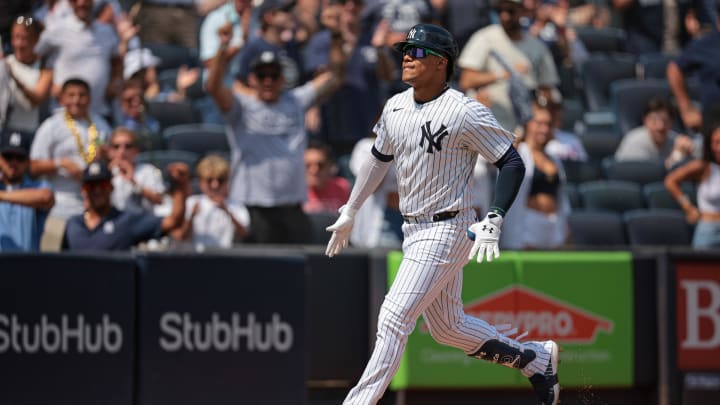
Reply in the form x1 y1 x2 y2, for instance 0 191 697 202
172 154 250 250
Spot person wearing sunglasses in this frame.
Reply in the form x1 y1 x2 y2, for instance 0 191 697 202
206 21 344 244
324 23 560 405
106 127 166 214
171 154 251 251
62 160 190 251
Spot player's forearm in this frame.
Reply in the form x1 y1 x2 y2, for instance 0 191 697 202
346 150 392 212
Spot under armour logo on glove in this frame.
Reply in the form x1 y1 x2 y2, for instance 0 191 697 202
467 213 504 263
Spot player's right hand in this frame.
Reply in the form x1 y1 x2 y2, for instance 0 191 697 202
325 205 357 257
467 213 503 263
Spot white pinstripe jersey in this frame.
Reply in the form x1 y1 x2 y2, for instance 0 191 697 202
373 87 515 217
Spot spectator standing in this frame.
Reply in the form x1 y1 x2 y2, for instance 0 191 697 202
502 103 570 249
0 15 53 133
234 0 305 89
665 120 720 248
107 127 166 213
458 0 560 132
62 160 189 250
666 9 720 133
304 0 395 154
206 23 343 243
614 97 696 169
172 154 251 250
30 78 112 250
304 139 350 213
0 130 55 252
34 0 131 119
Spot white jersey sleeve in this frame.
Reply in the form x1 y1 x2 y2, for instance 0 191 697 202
460 101 515 164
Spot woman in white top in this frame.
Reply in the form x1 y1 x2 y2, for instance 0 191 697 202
502 102 570 249
1 15 53 132
665 121 720 248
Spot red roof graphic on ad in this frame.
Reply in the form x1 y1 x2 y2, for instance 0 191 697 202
460 285 615 344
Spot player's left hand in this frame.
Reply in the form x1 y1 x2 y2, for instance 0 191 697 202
467 213 503 263
325 205 357 257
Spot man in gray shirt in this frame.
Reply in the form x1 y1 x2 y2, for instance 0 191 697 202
34 0 124 118
205 23 344 244
615 97 696 169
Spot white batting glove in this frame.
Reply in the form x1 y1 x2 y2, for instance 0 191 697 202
325 205 357 257
467 213 503 263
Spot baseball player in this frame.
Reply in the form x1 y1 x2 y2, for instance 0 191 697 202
325 24 560 405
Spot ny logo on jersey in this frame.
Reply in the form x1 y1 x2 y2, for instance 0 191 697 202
419 121 449 153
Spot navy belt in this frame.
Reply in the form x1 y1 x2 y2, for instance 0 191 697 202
403 210 459 224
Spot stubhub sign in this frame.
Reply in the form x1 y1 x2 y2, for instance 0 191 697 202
136 254 306 405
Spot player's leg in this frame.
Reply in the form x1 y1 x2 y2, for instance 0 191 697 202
343 221 471 405
422 259 560 404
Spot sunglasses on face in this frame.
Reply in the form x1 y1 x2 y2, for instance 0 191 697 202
202 176 228 184
402 45 444 59
256 71 282 81
111 142 136 150
83 180 112 191
497 6 518 15
15 16 34 26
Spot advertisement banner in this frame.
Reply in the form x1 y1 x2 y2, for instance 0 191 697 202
390 251 634 390
676 261 720 370
0 254 136 405
136 254 306 405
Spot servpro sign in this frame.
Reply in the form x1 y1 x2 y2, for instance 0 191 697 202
676 261 720 370
463 285 614 344
390 251 634 390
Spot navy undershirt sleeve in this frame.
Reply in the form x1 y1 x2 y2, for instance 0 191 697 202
489 146 526 216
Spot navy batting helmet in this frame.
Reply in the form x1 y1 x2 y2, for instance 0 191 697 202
392 24 458 80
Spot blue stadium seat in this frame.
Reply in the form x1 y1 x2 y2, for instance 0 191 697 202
602 158 667 185
578 180 645 213
579 53 637 112
575 27 627 53
623 209 693 246
567 211 628 247
163 123 229 157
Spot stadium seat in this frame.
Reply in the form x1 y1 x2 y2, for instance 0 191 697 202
602 158 667 185
610 78 672 137
567 211 628 246
643 181 696 210
636 53 673 79
145 100 200 131
579 53 637 112
623 209 693 246
579 128 622 162
564 182 582 209
578 180 645 213
143 43 199 72
307 212 339 245
562 159 603 184
163 123 229 157
135 150 200 172
575 27 627 53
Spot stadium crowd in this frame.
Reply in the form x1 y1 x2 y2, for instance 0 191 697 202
1 0 719 252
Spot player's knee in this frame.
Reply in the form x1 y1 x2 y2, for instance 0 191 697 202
426 318 464 347
378 301 415 335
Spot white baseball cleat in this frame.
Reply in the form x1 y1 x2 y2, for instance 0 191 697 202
527 340 560 405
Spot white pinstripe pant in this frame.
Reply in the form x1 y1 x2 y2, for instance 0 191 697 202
344 210 515 404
